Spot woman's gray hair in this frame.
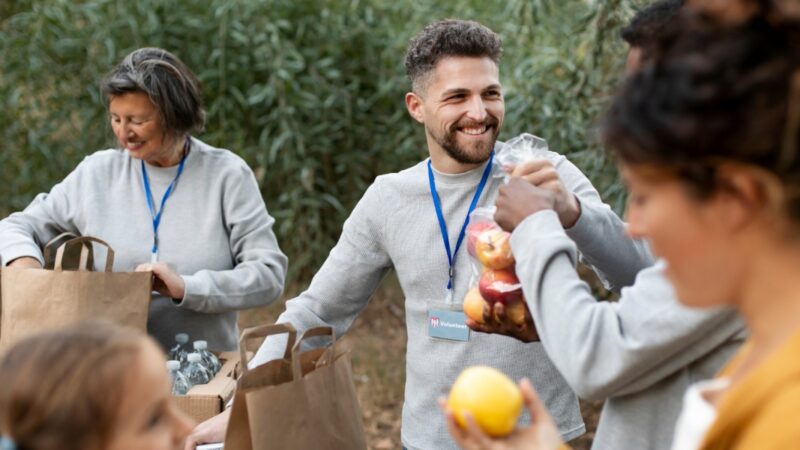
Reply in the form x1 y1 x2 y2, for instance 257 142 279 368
102 47 206 138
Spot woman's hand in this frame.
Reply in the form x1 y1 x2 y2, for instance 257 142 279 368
442 379 564 450
136 262 186 300
499 160 581 229
183 408 231 450
495 178 557 232
8 256 43 269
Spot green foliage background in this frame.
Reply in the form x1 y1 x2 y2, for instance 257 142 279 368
1 0 639 282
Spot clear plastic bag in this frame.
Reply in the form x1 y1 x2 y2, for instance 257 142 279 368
460 134 549 326
491 133 551 180
463 207 528 326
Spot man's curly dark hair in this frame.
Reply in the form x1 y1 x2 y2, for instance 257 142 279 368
404 19 502 93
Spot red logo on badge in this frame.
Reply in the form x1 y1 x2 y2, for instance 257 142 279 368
430 316 440 328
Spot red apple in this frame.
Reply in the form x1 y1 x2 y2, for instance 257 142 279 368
466 221 498 257
463 287 489 324
479 269 523 304
475 229 515 270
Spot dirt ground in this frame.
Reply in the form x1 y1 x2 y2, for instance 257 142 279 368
239 274 603 450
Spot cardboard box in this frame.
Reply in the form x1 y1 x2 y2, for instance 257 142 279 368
173 351 241 423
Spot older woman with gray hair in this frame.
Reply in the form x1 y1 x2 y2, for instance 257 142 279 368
0 48 287 352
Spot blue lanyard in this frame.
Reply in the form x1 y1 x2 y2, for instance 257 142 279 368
427 150 495 291
141 138 189 262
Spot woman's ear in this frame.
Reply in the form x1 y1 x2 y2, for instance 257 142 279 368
714 163 785 231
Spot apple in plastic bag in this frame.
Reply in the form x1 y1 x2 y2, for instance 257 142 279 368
475 229 515 270
463 287 488 324
466 221 498 257
479 268 523 304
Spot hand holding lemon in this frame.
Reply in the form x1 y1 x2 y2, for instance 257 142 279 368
447 366 523 436
442 366 566 450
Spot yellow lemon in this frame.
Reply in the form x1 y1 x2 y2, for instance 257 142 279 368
447 365 523 437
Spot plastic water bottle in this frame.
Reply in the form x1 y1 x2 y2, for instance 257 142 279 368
183 353 211 386
168 333 190 367
193 340 222 376
167 360 191 395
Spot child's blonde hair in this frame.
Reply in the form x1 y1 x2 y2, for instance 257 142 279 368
0 320 158 450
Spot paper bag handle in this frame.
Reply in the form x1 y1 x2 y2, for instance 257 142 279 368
290 326 335 380
238 323 297 376
54 237 114 272
43 232 80 264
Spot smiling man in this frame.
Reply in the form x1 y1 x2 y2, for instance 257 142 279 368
185 19 653 450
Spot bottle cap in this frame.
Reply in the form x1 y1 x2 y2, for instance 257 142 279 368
187 353 202 363
176 333 189 344
193 340 208 350
166 360 181 370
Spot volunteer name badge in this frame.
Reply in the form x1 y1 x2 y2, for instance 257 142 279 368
428 309 470 341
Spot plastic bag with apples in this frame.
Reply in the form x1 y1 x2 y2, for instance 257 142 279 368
461 134 551 326
463 206 529 327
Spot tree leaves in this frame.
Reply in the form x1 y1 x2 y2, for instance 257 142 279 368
0 0 641 283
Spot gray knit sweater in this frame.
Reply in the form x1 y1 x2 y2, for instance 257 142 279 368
511 209 746 450
251 140 652 449
0 137 288 351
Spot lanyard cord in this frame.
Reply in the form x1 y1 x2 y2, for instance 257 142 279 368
427 150 495 290
141 137 190 260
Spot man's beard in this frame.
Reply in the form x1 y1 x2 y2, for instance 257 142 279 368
428 118 501 165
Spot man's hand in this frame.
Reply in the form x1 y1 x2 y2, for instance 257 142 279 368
495 178 557 232
183 408 231 450
135 262 186 300
441 378 564 450
466 301 539 343
504 160 581 228
7 256 43 269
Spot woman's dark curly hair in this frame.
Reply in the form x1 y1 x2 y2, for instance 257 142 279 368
602 0 800 215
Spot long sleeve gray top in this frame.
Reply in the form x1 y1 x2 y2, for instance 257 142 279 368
0 137 288 351
510 209 746 450
251 139 652 450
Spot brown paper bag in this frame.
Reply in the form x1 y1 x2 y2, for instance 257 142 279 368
0 236 152 351
224 323 297 450
224 325 367 450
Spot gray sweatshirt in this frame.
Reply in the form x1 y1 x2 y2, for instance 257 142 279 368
510 209 746 450
0 137 288 351
251 141 651 450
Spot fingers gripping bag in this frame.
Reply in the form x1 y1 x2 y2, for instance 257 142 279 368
492 133 551 178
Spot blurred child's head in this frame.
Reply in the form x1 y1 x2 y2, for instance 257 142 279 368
0 321 194 450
